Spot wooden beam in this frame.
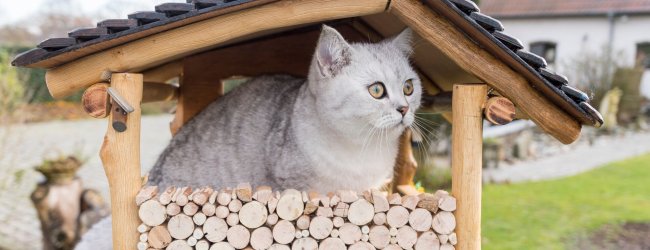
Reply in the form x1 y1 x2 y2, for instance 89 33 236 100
142 82 178 103
451 84 486 250
391 0 581 144
420 92 452 114
99 73 143 250
44 0 389 99
82 82 177 118
170 57 225 135
392 129 419 196
142 60 182 83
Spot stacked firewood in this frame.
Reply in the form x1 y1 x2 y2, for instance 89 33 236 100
135 184 457 250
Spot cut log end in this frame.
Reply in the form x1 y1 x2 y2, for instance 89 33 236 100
136 185 457 249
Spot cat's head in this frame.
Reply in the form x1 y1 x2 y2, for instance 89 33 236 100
307 25 422 138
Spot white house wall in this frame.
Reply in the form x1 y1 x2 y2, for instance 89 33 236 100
498 15 650 98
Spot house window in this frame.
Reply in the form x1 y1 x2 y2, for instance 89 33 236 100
637 42 650 69
530 41 557 64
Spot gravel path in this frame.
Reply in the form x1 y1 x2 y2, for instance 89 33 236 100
0 115 172 249
483 131 650 183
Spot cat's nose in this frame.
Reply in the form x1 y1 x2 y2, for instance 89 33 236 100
397 106 409 117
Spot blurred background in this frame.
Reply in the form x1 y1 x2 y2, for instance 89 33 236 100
0 0 649 249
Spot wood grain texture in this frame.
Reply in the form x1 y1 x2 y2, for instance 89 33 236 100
390 0 581 144
82 82 176 118
170 56 224 135
82 83 110 118
99 73 143 250
142 82 178 103
392 129 419 195
139 185 451 249
484 96 515 125
44 0 388 98
450 84 486 250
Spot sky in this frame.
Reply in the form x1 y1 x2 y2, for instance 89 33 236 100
0 0 181 26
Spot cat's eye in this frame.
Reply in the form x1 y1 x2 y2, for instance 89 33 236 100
368 82 386 99
403 79 414 96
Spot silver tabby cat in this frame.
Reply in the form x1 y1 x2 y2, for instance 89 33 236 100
75 25 421 249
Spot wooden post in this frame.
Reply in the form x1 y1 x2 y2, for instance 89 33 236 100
392 129 420 195
451 84 486 250
100 73 143 249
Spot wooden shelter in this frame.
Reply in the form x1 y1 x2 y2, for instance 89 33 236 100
13 0 603 249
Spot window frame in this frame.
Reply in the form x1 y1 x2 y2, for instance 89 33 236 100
637 42 650 69
529 41 557 64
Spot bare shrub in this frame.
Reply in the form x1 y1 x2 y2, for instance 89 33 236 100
563 45 627 108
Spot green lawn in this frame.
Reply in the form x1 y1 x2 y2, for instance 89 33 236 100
482 153 650 250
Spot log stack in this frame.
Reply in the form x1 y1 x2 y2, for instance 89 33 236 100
136 184 457 250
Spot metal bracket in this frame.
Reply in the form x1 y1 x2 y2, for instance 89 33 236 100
107 87 134 132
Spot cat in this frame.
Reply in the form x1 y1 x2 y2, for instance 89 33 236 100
75 25 421 250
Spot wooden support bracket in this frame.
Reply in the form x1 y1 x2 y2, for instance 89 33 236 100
82 82 177 119
99 73 143 250
451 84 487 250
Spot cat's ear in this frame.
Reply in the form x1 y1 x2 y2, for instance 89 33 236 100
391 28 413 55
315 25 352 78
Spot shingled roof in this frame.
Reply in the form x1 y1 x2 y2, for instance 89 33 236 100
481 0 650 18
11 0 603 128
422 0 602 127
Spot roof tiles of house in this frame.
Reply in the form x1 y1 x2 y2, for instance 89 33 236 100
11 0 604 127
481 0 650 18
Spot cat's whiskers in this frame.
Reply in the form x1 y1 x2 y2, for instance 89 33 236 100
410 115 440 164
358 113 388 162
359 123 378 161
376 115 389 158
409 121 429 165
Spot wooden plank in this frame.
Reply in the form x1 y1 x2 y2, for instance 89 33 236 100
99 73 143 250
44 0 388 98
170 57 225 135
451 84 486 250
390 0 581 144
